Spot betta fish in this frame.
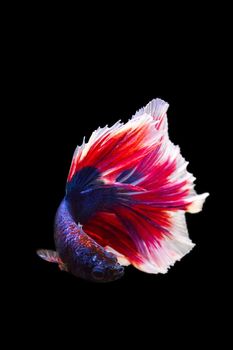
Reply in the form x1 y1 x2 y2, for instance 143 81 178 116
37 98 209 282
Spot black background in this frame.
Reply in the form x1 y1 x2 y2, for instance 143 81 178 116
12 7 225 341
27 63 215 307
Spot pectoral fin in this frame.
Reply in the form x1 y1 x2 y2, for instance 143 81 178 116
37 249 68 271
37 249 60 263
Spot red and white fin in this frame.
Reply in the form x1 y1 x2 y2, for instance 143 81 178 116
68 98 209 274
37 249 68 271
132 211 195 274
37 249 60 263
36 249 61 264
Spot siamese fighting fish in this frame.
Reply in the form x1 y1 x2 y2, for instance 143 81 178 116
37 98 209 282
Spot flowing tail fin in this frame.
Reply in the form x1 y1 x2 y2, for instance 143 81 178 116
68 98 209 273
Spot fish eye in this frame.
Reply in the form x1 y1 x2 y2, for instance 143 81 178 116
92 268 104 280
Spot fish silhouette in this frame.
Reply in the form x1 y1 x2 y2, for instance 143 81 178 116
37 98 209 282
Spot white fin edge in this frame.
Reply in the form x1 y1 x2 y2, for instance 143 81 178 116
186 192 210 213
134 98 169 120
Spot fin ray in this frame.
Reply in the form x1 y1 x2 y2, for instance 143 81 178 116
37 249 60 263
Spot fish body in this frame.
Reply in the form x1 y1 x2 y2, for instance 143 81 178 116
37 98 209 282
54 198 124 282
